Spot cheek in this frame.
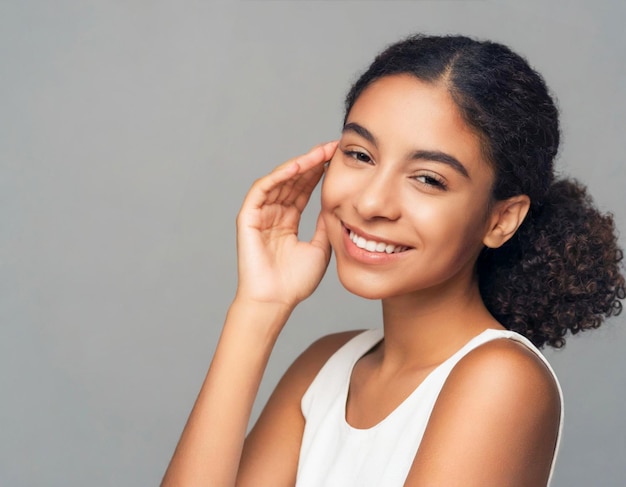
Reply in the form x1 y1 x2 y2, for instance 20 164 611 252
445 203 493 253
411 196 490 247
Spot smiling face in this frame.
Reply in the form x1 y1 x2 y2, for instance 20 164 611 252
321 74 500 301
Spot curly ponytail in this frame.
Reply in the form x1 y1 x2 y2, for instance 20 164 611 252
344 34 625 348
478 179 625 348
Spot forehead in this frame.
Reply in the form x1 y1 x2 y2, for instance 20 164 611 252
346 75 489 176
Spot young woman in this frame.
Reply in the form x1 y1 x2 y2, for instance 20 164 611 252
162 35 625 486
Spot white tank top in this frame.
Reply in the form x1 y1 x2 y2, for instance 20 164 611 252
296 328 563 486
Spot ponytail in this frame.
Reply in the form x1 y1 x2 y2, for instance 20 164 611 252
478 179 625 348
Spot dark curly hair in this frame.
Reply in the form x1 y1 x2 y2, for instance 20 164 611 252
344 34 625 348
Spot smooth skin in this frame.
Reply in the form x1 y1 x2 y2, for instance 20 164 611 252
162 75 560 487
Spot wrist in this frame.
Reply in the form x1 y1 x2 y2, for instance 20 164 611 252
225 296 295 341
231 291 297 315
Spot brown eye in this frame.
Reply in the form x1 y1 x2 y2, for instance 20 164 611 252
344 150 373 164
413 174 448 190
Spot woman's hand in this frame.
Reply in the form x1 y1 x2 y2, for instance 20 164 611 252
235 141 338 310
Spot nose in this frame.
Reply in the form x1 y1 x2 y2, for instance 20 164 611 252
353 169 401 221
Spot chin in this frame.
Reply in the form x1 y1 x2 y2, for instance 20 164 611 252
335 265 406 301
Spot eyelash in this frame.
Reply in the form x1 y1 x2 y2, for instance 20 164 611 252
342 149 448 191
413 173 448 190
343 149 372 164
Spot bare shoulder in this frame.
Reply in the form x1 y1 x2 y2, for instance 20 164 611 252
446 337 560 406
406 336 561 486
437 337 561 436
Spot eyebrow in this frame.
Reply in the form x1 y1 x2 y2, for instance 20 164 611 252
342 121 470 178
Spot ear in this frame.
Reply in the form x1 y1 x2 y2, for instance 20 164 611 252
483 195 531 249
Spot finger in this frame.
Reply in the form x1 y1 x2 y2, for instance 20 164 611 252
310 213 331 257
274 172 300 205
273 141 336 204
291 164 325 212
242 161 299 211
292 141 339 174
242 141 338 210
278 160 323 206
267 140 337 180
270 159 321 206
280 141 337 206
267 176 297 206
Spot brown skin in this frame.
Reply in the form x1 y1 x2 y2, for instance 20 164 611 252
237 330 363 486
239 76 559 486
162 75 560 486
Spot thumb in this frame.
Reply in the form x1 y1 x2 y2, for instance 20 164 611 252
310 214 332 260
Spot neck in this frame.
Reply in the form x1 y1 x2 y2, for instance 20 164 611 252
378 275 501 370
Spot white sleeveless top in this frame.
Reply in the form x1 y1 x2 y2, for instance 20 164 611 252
296 328 563 486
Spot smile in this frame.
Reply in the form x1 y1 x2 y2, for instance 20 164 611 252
348 229 410 254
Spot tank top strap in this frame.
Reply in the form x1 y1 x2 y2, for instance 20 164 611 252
301 329 384 418
298 328 563 486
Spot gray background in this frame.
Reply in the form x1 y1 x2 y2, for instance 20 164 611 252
2 1 625 486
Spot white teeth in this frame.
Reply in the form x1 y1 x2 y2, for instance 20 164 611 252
349 230 407 254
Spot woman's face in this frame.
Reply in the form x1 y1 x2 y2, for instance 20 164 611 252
321 74 498 300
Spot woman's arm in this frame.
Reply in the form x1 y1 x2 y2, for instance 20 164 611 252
161 301 289 487
404 339 561 487
161 142 338 487
236 330 362 487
